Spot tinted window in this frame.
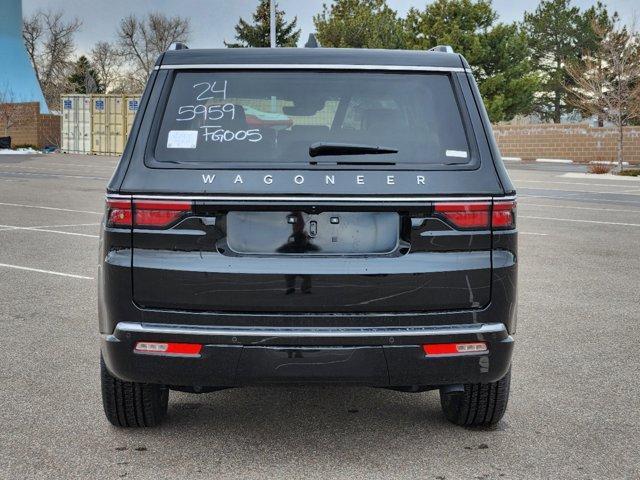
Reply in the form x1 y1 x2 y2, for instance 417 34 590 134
154 71 470 167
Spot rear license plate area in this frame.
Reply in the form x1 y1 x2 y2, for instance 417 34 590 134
226 211 399 255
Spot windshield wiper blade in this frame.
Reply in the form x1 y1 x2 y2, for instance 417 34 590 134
309 142 398 158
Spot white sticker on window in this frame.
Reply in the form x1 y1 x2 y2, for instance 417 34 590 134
167 130 198 149
446 150 468 158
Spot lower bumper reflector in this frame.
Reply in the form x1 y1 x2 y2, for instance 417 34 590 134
422 342 487 356
134 341 202 357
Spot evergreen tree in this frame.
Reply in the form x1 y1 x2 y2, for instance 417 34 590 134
67 55 103 94
405 0 538 122
225 1 300 48
313 0 406 49
523 0 595 123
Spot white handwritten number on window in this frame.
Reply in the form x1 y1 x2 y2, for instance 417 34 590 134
177 103 236 122
193 81 228 101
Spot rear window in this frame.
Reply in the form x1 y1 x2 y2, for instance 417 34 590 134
153 71 471 168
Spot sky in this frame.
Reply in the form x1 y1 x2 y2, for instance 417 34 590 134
22 0 638 54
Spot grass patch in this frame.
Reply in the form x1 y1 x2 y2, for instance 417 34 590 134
618 169 640 177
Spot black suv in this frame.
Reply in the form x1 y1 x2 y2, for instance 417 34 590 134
99 45 517 428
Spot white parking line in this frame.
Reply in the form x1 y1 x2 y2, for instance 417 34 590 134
0 170 109 180
520 202 640 214
515 179 640 188
0 262 93 280
28 223 100 229
518 185 640 195
520 215 640 227
0 202 102 214
0 224 99 238
519 231 549 236
520 194 640 206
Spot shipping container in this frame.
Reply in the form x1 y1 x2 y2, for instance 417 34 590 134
61 94 142 155
124 95 141 144
91 95 126 155
61 95 92 154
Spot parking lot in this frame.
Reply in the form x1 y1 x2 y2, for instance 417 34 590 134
0 153 638 479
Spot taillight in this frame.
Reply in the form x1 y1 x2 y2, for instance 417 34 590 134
106 198 132 227
433 200 517 230
133 200 192 228
493 200 516 229
105 198 192 229
434 202 490 229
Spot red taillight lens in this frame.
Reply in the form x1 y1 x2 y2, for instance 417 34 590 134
434 202 490 229
134 342 202 357
133 200 192 228
106 198 132 227
423 342 487 356
492 200 516 229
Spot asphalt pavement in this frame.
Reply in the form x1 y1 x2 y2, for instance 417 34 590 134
0 153 638 479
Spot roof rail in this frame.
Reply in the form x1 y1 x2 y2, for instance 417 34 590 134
428 45 454 54
168 42 189 51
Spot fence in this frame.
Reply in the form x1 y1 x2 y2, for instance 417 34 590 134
0 102 60 148
493 124 640 164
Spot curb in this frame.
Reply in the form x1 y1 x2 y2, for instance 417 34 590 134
502 157 521 162
535 158 573 164
589 161 630 166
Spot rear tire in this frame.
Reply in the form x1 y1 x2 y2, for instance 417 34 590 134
100 355 169 427
440 368 511 427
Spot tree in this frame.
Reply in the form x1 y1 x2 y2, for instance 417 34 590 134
566 20 640 170
405 0 538 122
22 10 81 109
67 56 103 94
313 0 405 49
405 0 495 60
117 13 190 89
226 0 300 47
477 24 539 122
523 0 612 123
91 41 123 93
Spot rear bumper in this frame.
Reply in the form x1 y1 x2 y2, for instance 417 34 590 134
102 322 513 388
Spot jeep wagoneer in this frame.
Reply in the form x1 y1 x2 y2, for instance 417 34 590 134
99 44 517 428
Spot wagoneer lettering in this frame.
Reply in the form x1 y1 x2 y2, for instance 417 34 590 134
99 46 517 429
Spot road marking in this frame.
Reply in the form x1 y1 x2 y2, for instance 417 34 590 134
0 224 99 238
0 163 116 171
0 170 109 180
519 231 549 236
561 172 637 182
520 202 640 214
0 202 102 214
0 262 93 280
515 179 640 190
22 162 117 169
502 157 521 162
519 193 640 206
518 185 640 196
28 222 100 229
520 215 640 227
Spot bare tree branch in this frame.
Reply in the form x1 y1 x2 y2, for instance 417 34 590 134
117 12 190 90
566 17 640 170
22 10 81 109
90 42 123 93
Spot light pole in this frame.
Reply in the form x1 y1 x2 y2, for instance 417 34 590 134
269 0 276 48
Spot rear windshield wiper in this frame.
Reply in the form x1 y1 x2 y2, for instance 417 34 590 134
309 142 398 158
